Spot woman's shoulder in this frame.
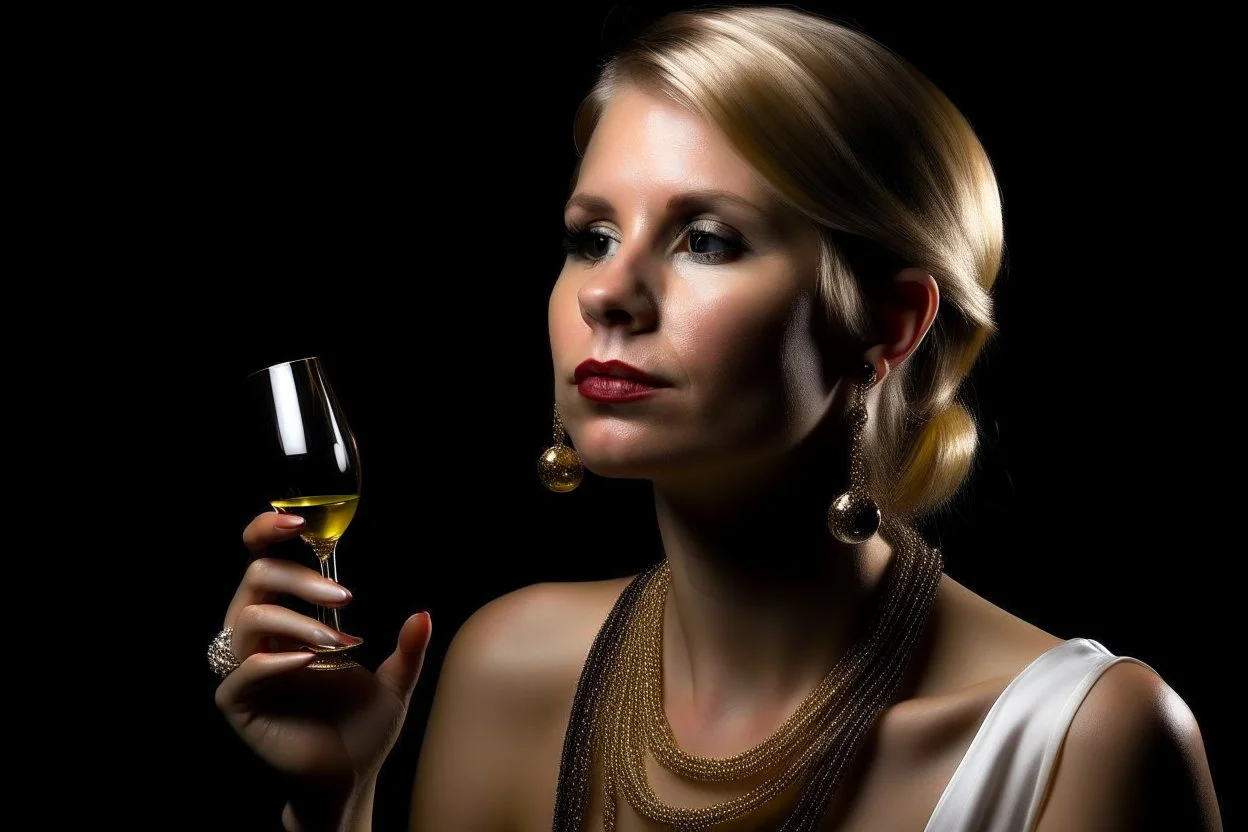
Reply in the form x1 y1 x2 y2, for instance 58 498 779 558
914 572 1067 699
1030 651 1220 829
924 575 1221 828
923 572 1185 726
437 573 636 721
954 582 1225 829
924 573 1182 702
413 575 637 826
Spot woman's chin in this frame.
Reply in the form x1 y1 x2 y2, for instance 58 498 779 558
569 424 729 482
576 444 716 483
577 454 657 481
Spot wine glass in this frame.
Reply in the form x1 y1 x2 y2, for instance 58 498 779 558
246 356 363 671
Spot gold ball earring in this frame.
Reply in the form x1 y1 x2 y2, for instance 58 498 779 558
538 401 583 492
827 361 882 544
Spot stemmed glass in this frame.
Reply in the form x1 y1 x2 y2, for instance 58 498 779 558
247 356 363 671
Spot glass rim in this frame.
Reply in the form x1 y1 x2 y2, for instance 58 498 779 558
247 356 322 378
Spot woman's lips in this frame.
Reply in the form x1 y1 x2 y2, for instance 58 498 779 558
577 376 661 402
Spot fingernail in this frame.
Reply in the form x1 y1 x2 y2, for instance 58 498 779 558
325 584 352 602
314 630 362 647
276 515 306 529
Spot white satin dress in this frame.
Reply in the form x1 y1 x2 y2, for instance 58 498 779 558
922 638 1153 832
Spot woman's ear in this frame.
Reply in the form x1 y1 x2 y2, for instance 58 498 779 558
864 267 940 385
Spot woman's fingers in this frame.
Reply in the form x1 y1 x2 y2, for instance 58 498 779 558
214 651 318 712
242 510 309 556
374 612 433 707
230 603 362 659
224 557 352 629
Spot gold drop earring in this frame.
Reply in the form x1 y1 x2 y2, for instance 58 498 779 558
538 401 583 492
827 361 882 543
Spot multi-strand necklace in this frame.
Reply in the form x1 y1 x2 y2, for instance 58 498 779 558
551 518 944 831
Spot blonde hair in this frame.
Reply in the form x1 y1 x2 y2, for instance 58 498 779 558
571 6 1004 521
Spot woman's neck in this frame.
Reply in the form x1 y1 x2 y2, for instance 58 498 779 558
650 447 895 727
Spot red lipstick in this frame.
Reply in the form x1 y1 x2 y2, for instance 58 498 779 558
574 359 669 402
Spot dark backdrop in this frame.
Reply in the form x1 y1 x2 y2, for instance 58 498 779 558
140 4 1232 829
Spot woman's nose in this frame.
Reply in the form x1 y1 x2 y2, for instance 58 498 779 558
576 247 659 334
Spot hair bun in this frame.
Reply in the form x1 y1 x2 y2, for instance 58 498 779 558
889 400 977 519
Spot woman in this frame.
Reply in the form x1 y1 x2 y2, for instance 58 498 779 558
212 6 1222 830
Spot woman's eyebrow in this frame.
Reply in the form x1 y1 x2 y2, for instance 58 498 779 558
564 193 614 217
564 189 769 218
667 189 768 217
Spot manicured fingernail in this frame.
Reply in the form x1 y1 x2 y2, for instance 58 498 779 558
314 630 362 647
276 515 305 529
319 583 351 602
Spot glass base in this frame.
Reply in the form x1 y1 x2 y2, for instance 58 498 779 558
305 640 364 672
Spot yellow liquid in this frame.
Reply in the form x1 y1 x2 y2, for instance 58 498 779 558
271 494 360 541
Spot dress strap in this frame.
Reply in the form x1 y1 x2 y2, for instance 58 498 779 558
924 637 1156 832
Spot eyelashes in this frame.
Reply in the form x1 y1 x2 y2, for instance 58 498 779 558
561 222 614 260
562 221 749 266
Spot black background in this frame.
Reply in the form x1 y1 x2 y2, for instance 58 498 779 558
123 3 1235 829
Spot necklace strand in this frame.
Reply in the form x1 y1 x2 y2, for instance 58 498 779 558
551 518 943 832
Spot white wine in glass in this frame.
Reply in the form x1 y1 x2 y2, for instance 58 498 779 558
269 494 360 542
248 357 363 671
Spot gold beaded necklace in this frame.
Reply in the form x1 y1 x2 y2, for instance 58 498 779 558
551 518 943 832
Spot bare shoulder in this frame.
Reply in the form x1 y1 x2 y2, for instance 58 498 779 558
919 576 1222 829
889 576 1221 830
411 573 635 829
1032 659 1223 830
442 573 637 717
914 573 1066 698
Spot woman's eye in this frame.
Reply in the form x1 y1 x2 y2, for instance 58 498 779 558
584 233 614 258
690 231 732 255
562 226 619 262
686 225 746 263
561 222 747 265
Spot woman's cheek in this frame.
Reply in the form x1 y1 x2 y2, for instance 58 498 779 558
672 276 801 384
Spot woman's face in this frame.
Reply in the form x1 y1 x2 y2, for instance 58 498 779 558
549 84 846 483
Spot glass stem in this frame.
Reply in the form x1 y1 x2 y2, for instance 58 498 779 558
309 539 343 634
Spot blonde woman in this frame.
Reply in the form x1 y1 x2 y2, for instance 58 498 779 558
212 6 1222 830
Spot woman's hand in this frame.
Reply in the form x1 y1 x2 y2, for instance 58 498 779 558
214 511 432 827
